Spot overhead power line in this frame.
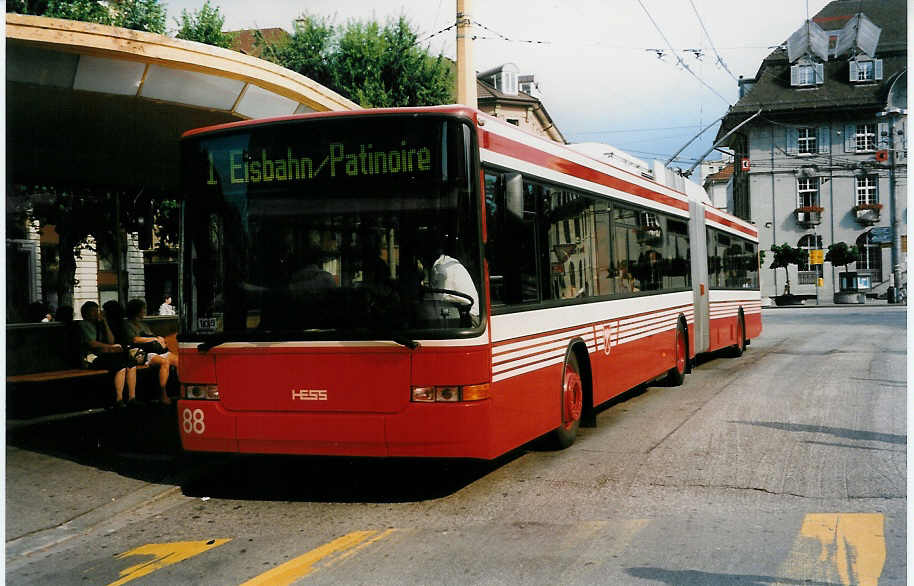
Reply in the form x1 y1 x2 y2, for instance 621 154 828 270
571 124 704 135
688 0 739 83
635 0 732 106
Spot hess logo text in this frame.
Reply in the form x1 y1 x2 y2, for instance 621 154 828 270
292 389 328 401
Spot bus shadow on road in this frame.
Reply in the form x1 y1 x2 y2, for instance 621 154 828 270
6 405 183 484
178 451 520 502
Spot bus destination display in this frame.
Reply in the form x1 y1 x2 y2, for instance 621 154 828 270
206 140 434 186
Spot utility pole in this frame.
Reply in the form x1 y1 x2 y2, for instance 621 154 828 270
456 0 477 108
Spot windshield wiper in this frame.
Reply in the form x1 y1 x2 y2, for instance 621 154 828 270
391 336 420 350
197 333 230 352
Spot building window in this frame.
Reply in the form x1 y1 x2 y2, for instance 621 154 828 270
797 128 817 154
855 124 876 152
506 118 519 126
856 231 882 279
797 234 822 272
790 62 823 87
850 59 882 82
855 176 878 206
796 177 819 208
493 71 518 95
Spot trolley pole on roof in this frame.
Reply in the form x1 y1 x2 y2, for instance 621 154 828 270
685 109 763 177
456 0 477 108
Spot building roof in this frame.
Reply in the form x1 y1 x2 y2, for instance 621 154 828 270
717 0 906 140
703 164 734 190
229 28 290 57
476 78 540 105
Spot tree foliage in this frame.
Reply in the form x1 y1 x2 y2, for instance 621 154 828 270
824 242 859 272
259 14 454 108
9 0 167 33
175 1 234 48
769 243 806 296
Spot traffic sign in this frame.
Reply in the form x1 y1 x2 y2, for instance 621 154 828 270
809 249 824 265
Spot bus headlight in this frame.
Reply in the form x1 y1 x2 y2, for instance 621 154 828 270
411 383 489 403
181 384 220 400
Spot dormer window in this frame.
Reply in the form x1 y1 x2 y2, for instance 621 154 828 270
791 61 824 87
850 58 883 82
480 63 520 96
493 70 517 95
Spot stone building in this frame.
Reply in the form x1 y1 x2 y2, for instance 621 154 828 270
716 0 906 302
476 63 566 143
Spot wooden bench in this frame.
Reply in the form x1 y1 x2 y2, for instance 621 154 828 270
6 317 178 416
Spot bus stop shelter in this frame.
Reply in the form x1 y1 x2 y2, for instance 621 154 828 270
6 14 359 319
7 13 358 192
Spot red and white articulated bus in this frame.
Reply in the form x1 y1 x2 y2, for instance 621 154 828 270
177 105 760 459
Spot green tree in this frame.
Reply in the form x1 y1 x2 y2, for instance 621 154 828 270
769 243 806 296
824 242 860 274
44 0 112 24
113 0 166 34
258 15 335 88
176 1 234 48
9 0 166 33
260 14 454 108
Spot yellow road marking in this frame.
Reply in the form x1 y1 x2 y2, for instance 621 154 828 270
241 529 396 586
108 539 231 586
780 513 886 586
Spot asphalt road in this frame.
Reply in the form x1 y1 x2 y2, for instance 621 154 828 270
6 305 907 585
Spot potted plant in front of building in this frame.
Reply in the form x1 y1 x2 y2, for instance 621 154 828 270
769 243 806 305
852 202 882 226
825 242 865 304
794 205 824 227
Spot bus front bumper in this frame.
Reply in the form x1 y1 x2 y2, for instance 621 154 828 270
177 399 496 459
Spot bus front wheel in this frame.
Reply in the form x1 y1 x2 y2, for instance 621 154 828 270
551 351 583 449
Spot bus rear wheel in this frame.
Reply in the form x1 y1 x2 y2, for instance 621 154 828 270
551 352 583 449
665 322 687 387
730 313 746 357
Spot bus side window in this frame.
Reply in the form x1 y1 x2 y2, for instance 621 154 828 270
485 170 540 306
484 171 504 304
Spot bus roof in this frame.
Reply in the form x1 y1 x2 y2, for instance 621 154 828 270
181 104 756 238
180 104 479 139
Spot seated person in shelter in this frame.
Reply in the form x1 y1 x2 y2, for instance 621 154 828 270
79 301 137 407
126 298 178 405
418 231 481 326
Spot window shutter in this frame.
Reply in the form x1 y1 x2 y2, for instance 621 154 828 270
818 127 830 154
849 60 858 81
785 128 798 155
844 124 856 152
877 122 890 150
790 65 799 86
815 63 824 84
874 59 883 80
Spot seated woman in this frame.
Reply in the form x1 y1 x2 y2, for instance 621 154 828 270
125 298 179 405
79 301 137 407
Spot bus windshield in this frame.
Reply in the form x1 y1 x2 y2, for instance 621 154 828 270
180 115 483 341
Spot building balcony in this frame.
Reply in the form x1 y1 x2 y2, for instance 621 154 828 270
853 203 882 226
795 206 823 227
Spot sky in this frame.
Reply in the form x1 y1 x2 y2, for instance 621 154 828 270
163 0 833 178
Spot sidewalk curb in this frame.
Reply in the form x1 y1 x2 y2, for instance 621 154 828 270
6 484 185 570
762 302 905 309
